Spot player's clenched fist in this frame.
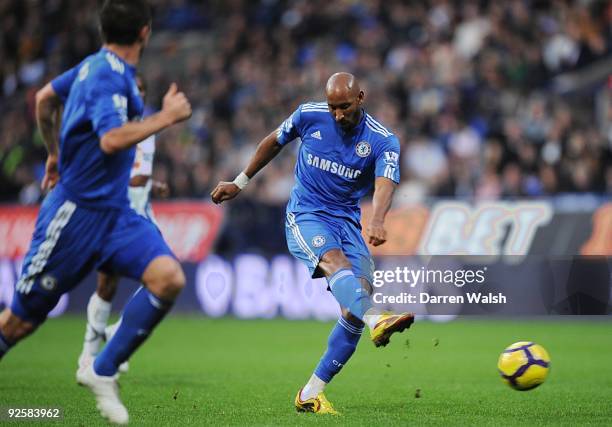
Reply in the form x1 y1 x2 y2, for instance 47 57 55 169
366 220 387 246
162 83 192 124
211 181 241 204
41 154 59 191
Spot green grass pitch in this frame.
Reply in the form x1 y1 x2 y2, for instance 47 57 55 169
1 316 611 426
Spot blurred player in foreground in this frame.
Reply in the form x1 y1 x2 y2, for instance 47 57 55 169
0 0 191 424
77 74 170 376
212 72 414 414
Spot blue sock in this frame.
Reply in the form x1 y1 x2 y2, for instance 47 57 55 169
94 287 172 376
0 331 13 360
314 317 363 382
327 269 372 320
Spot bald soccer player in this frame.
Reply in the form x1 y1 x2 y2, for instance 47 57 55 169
211 72 414 414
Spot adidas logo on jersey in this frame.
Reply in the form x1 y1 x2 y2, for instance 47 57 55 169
310 130 322 140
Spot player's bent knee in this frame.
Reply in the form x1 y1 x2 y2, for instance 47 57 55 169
165 264 186 294
142 256 185 300
156 264 185 297
319 249 352 276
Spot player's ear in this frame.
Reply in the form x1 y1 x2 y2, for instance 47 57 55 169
139 25 151 45
358 91 364 105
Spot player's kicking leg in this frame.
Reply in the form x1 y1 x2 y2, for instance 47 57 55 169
295 249 413 414
318 250 414 348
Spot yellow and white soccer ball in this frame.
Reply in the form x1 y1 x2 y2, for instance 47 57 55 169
497 341 550 391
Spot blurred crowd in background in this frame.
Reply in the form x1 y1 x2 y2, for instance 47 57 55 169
1 0 611 208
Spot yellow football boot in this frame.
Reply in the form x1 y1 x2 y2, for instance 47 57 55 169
370 312 415 347
294 389 340 415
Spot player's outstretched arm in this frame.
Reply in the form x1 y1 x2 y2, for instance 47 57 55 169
100 83 191 154
211 130 284 204
366 177 397 246
35 83 63 191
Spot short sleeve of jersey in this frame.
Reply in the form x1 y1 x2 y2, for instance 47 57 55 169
88 68 129 138
374 135 401 184
51 66 78 102
276 105 303 146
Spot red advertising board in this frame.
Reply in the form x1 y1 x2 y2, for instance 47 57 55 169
1 200 610 260
0 205 38 259
153 202 224 261
0 202 224 262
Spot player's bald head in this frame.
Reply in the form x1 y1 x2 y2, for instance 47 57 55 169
325 72 364 131
325 72 361 99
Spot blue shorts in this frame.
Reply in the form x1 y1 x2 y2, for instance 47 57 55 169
11 186 174 324
285 211 374 284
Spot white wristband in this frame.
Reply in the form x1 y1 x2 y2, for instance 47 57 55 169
233 172 250 190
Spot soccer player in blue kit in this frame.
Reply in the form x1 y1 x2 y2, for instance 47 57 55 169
76 74 170 377
0 0 191 424
211 72 414 414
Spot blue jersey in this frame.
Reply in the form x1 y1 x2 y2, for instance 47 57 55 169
50 48 143 208
277 102 401 226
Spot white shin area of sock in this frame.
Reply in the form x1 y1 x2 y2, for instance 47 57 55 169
83 293 112 355
301 374 327 401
